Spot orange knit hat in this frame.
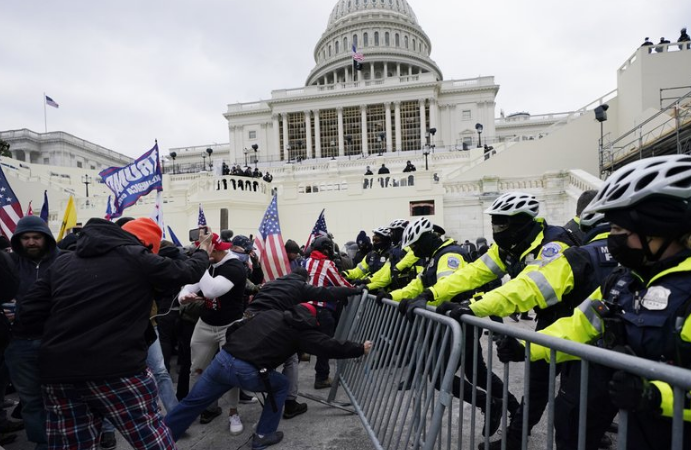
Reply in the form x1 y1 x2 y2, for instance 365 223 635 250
122 218 162 254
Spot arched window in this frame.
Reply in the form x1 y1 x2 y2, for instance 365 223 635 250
344 37 348 51
395 33 400 47
328 45 332 57
385 32 390 46
335 41 340 54
363 32 369 47
353 34 358 48
374 31 379 46
404 36 408 49
412 38 416 50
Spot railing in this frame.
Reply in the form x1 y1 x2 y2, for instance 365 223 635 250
322 294 691 449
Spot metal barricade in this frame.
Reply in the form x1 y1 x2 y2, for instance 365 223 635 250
323 293 691 450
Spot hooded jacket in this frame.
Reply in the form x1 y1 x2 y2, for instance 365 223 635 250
224 305 364 370
246 271 359 314
19 218 210 383
10 215 60 338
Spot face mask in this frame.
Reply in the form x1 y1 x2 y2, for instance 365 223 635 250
411 233 437 258
607 233 646 271
492 220 533 251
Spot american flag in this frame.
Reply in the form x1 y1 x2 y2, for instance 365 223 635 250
198 203 207 227
352 44 364 62
45 95 59 108
305 209 328 249
0 166 24 238
254 195 290 282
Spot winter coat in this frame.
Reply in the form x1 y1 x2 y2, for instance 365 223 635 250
224 306 364 370
19 218 209 383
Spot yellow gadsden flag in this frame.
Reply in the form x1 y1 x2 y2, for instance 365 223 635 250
57 195 77 241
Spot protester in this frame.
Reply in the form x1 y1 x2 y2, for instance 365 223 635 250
165 303 371 449
19 218 211 450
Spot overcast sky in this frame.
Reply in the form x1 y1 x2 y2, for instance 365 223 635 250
1 1 689 158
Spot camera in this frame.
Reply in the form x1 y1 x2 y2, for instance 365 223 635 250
189 227 209 242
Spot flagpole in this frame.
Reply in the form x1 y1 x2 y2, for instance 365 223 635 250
43 92 47 133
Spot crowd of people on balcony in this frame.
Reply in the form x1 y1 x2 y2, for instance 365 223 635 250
640 27 690 52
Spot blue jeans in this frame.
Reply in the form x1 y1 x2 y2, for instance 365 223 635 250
5 338 47 449
147 330 178 414
165 350 288 439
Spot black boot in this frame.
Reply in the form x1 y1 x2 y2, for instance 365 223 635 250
480 397 502 438
283 399 308 419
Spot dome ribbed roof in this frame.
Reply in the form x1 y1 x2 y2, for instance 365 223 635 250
327 0 419 29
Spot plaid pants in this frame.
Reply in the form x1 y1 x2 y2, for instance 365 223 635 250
42 369 176 450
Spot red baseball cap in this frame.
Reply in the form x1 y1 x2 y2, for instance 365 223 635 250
197 233 232 251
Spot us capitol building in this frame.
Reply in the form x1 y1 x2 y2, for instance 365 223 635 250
2 0 690 244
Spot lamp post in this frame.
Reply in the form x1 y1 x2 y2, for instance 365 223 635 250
428 127 436 153
206 148 213 171
296 140 303 163
201 152 207 171
251 144 259 170
594 104 609 177
286 145 292 162
330 140 336 160
169 151 177 174
81 174 91 206
243 148 248 167
475 123 484 148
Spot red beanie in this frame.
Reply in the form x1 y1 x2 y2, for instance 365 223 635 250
299 303 317 318
123 218 162 254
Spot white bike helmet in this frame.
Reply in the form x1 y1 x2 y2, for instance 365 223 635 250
372 226 391 237
401 218 434 248
389 219 409 230
582 155 691 215
484 192 540 217
578 211 606 231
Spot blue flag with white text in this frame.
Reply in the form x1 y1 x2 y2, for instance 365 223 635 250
99 143 162 219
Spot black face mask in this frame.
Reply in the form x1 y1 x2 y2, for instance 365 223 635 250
493 220 534 251
373 237 391 252
607 233 646 271
411 233 439 258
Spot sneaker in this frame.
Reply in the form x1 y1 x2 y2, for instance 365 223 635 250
314 378 332 389
283 399 308 419
228 414 244 435
482 397 502 438
99 431 117 450
240 391 258 404
199 406 223 424
252 431 284 450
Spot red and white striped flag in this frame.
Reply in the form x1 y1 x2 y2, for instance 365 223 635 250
0 166 24 238
254 194 290 282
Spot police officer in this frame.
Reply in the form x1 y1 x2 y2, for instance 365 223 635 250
498 155 691 450
365 220 421 293
440 210 616 450
344 227 392 284
378 218 516 437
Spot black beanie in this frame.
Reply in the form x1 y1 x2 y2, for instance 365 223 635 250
604 197 691 237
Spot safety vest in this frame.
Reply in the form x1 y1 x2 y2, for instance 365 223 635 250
365 247 391 275
503 223 578 279
421 242 468 289
602 254 691 367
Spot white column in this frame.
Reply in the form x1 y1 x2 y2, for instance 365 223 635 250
370 62 374 81
337 107 345 157
419 99 427 148
304 111 312 159
281 113 289 161
272 114 280 160
314 110 322 159
384 62 388 78
345 65 350 83
360 105 369 156
396 63 401 77
385 102 392 153
394 101 402 152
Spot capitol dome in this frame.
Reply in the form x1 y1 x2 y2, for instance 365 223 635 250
306 0 442 86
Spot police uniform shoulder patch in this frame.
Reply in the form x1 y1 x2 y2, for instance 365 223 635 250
539 242 562 262
641 286 671 311
447 256 461 270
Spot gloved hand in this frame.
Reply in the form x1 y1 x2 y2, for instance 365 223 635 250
375 291 392 306
496 337 525 363
352 278 371 286
435 301 459 317
447 300 475 321
608 370 661 413
399 296 428 322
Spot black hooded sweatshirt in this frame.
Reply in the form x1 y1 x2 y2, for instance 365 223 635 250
224 305 364 370
19 218 210 383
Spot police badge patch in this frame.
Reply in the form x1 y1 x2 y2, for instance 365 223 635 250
539 242 562 262
640 286 671 311
447 256 461 270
